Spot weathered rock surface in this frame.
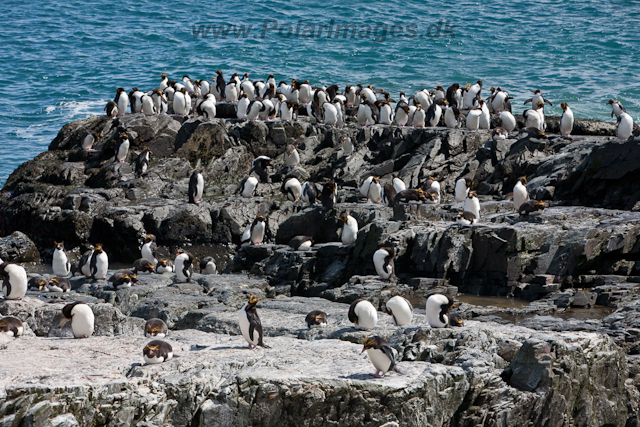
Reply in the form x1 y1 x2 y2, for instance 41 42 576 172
2 112 640 426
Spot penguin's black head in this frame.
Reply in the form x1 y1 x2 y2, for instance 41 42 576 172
477 80 482 86
536 102 544 109
54 241 64 250
94 243 103 252
561 102 568 110
268 74 274 78
247 293 259 309
286 144 296 155
518 176 527 185
607 99 615 105
450 313 464 327
468 191 477 199
362 336 387 353
256 215 265 223
465 178 473 188
161 74 167 79
338 212 349 224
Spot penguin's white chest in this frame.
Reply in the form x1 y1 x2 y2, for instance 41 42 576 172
52 249 70 276
3 265 27 299
297 240 312 251
368 182 382 204
513 182 529 210
285 150 300 167
367 348 393 373
116 140 129 162
95 252 109 279
142 244 156 264
238 306 258 345
342 219 358 245
463 198 481 219
196 175 204 200
251 222 265 244
71 304 94 338
242 178 258 198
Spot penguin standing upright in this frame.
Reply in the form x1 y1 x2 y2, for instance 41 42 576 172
560 102 574 136
199 256 217 274
425 293 455 328
617 112 634 140
89 244 109 280
284 145 300 170
395 103 411 127
607 99 626 118
362 336 396 378
426 101 443 127
141 94 156 116
373 247 395 280
392 176 406 193
385 296 413 326
342 135 354 157
114 87 128 116
52 241 71 277
188 169 204 204
463 191 481 220
366 177 383 204
479 99 490 129
454 178 472 203
249 216 267 245
199 94 217 120
348 299 378 330
249 156 271 183
0 316 24 338
464 80 483 109
444 104 463 128
135 147 152 178
513 177 529 211
173 88 189 115
143 340 174 364
104 101 118 119
466 107 482 130
320 180 337 211
174 249 194 283
524 89 552 109
357 94 379 126
238 294 270 349
301 182 318 205
215 70 226 101
60 302 94 338
145 318 169 337
141 234 157 266
338 213 358 245
114 133 130 163
413 104 426 128
359 176 374 198
382 184 397 207
0 262 27 300
237 93 251 119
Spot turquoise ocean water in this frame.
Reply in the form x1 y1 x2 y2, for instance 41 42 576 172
1 0 638 185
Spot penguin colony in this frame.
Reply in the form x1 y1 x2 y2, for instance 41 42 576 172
3 72 634 377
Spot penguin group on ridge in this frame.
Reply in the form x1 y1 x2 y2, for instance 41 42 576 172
103 72 637 143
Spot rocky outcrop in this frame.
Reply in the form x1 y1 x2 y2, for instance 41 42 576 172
1 111 640 426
